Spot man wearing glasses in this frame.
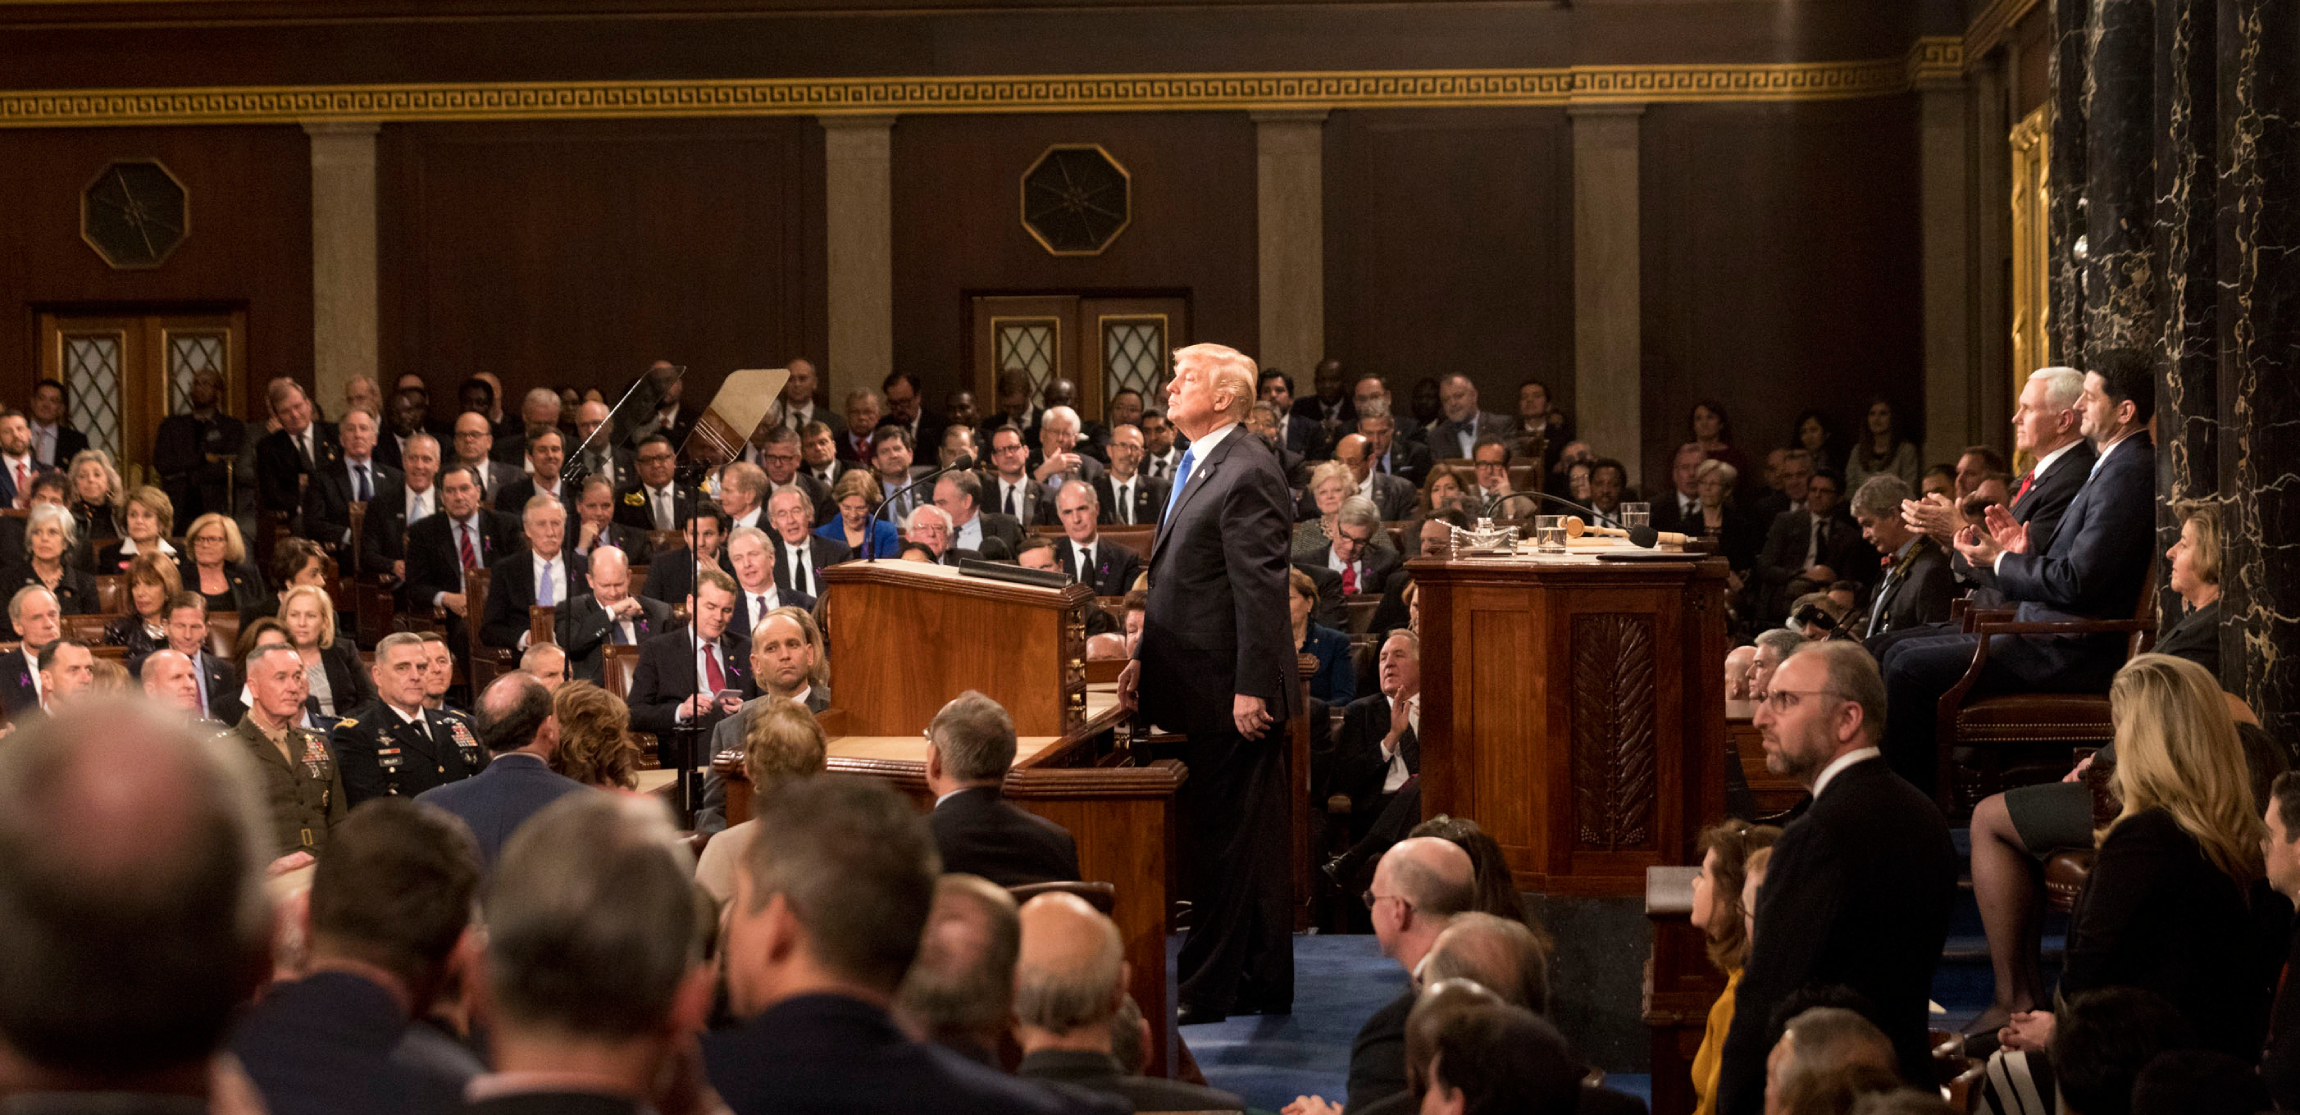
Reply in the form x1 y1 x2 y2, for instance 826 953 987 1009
613 434 690 533
1714 641 1955 1115
1467 437 1514 520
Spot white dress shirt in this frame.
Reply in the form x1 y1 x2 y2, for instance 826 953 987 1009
731 506 764 533
994 476 1034 519
1070 539 1096 581
744 585 783 623
1380 693 1420 793
782 538 816 598
678 637 735 722
29 422 57 467
403 484 437 525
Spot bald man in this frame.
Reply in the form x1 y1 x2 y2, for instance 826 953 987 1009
140 649 208 718
1014 893 1248 1112
1331 433 1418 522
891 875 1020 1066
554 545 672 684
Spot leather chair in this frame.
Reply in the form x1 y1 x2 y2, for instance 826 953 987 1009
1931 566 2157 815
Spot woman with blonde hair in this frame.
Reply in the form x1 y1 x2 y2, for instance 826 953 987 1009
0 502 97 634
1686 820 1783 1115
66 448 124 544
1292 460 1397 561
550 681 639 791
182 512 267 616
103 552 184 658
95 485 177 574
279 583 369 718
693 696 828 902
819 468 899 559
1995 653 2271 1061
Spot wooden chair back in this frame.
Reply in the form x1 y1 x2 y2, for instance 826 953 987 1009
207 610 241 661
1097 526 1155 561
347 502 368 575
63 613 116 644
647 529 686 555
463 566 503 691
601 643 643 700
529 605 557 648
94 574 127 614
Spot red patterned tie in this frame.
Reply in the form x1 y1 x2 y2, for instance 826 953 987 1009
458 524 477 571
1342 564 1358 594
704 644 725 692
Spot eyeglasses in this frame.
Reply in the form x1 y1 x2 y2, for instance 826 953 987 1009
1362 889 1410 911
1761 688 1846 714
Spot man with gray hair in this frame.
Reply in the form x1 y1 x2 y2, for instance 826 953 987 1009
556 544 672 683
236 641 348 856
1746 627 1806 702
0 700 272 1109
905 502 965 565
1318 495 1399 597
1032 405 1106 495
1848 474 1953 645
415 670 587 868
465 793 710 1113
894 874 1022 1065
934 468 1024 560
1763 1005 1899 1115
1015 891 1249 1113
0 583 60 715
1716 642 1956 1115
925 690 1080 886
719 459 771 532
707 776 1104 1114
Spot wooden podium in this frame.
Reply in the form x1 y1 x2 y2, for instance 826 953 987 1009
723 558 1189 1076
1410 548 1730 896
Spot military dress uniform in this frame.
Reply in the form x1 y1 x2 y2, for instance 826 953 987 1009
332 698 488 808
232 712 347 858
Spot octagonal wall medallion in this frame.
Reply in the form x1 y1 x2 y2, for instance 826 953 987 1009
1021 144 1131 257
83 159 188 270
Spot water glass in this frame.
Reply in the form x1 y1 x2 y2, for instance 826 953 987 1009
1619 502 1651 531
1535 514 1567 553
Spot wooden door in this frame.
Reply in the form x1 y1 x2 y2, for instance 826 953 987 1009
37 309 245 486
969 294 1188 425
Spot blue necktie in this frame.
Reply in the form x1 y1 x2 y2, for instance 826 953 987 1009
1163 447 1198 524
354 463 371 502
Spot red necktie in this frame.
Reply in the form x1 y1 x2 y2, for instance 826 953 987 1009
2012 470 2034 506
458 524 478 571
704 644 726 692
1342 564 1358 594
12 463 25 508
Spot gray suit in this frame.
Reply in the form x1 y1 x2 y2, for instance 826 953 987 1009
695 685 833 832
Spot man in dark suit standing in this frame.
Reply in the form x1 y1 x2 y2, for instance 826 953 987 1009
1849 476 1954 647
924 691 1080 887
1423 374 1516 463
26 379 87 470
362 432 442 587
1715 642 1957 1115
556 545 673 685
335 634 490 808
628 568 756 740
767 489 846 601
152 367 247 524
1051 482 1144 597
1877 352 2159 796
1750 470 1877 628
479 497 587 652
132 595 242 725
1121 343 1302 1024
1094 424 1169 528
257 377 339 518
302 408 402 565
416 672 589 869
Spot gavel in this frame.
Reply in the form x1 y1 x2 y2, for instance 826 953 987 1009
1562 516 1690 548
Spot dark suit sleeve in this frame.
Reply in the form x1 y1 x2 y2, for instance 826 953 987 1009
1226 461 1302 713
1111 549 1143 597
1899 553 1957 628
360 497 398 577
627 641 682 735
1995 452 2156 614
257 436 303 514
1330 699 1389 808
478 560 525 649
1716 825 1851 1115
2057 812 2186 998
1753 513 1804 587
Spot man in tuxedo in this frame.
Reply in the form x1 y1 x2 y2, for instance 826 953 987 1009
1051 482 1144 597
983 425 1049 526
403 465 520 637
0 586 60 718
1424 374 1516 463
1093 424 1168 528
757 425 834 524
628 568 754 739
556 545 672 684
614 434 689 534
1877 352 2158 795
1353 401 1430 490
1715 642 1958 1115
25 379 87 470
768 489 846 600
839 390 884 463
707 777 1102 1115
1849 476 1953 647
568 474 652 563
1140 410 1184 483
1649 443 1710 536
1751 470 1876 628
1121 342 1301 1024
1031 406 1107 498
564 399 633 490
925 691 1081 886
257 377 338 517
480 496 586 652
934 470 1024 560
492 425 573 514
448 412 521 508
695 606 829 833
152 367 246 523
1332 433 1418 522
1320 498 1400 597
301 407 402 563
362 432 442 587
1259 368 1327 461
799 420 851 489
726 527 812 636
334 634 489 807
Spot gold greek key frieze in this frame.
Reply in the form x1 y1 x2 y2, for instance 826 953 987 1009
0 44 1956 127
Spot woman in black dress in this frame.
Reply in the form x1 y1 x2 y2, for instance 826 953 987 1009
95 485 180 575
102 552 182 660
279 583 371 719
0 503 98 638
65 448 124 549
182 512 268 618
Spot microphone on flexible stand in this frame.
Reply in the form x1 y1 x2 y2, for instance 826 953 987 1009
867 454 977 560
1491 490 1666 548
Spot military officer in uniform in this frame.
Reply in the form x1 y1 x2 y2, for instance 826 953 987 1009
333 633 487 807
234 642 347 858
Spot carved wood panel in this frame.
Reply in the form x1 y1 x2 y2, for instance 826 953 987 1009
1571 612 1657 850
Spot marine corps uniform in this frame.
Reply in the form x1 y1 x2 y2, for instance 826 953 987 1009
231 711 347 858
332 698 488 807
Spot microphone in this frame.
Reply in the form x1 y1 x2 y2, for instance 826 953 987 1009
1492 490 1663 548
868 454 977 560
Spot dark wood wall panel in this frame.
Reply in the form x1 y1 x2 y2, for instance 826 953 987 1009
889 112 1257 402
0 125 311 416
1323 107 1574 425
1639 98 1923 487
379 119 821 414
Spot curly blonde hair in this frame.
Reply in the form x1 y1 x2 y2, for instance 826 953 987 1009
550 681 637 790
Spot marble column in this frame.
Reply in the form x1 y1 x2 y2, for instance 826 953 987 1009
821 116 895 403
2152 0 2218 622
1571 105 1643 488
1917 77 1975 466
1253 110 1327 384
2216 0 2300 736
2046 0 2089 364
2081 0 2158 358
305 122 380 409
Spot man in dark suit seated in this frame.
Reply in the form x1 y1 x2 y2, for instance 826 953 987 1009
640 500 729 605
257 377 339 519
767 488 846 599
1319 497 1401 597
934 470 1024 561
402 465 520 648
463 792 706 1115
152 366 247 524
1259 368 1329 461
361 432 442 587
705 776 1108 1115
697 606 829 832
726 526 813 636
906 504 977 567
1245 402 1311 488
983 424 1050 527
490 425 574 515
924 691 1080 887
300 407 402 563
130 592 242 724
1423 374 1516 464
1092 423 1168 528
1354 399 1430 489
0 585 60 717
1714 642 1958 1115
1050 481 1144 597
445 411 522 511
415 671 589 868
1649 443 1710 537
799 419 852 490
232 799 482 1115
1750 469 1876 629
479 496 586 652
1333 433 1419 523
628 568 755 739
555 545 672 685
1877 353 2159 795
567 474 652 563
1848 475 1953 647
756 424 836 525
614 434 691 534
1323 630 1425 887
1013 892 1250 1114
565 399 634 491
891 875 1026 1068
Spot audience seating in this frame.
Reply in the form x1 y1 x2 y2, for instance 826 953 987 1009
528 605 555 649
646 529 684 555
598 643 654 763
62 613 114 644
93 574 125 614
2043 746 2119 914
207 611 240 661
458 566 514 693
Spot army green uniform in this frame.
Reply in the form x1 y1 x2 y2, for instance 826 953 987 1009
231 712 347 858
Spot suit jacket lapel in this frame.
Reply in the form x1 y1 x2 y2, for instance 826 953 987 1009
1150 431 1242 567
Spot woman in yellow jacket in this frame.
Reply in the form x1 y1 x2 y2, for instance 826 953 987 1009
1689 820 1783 1115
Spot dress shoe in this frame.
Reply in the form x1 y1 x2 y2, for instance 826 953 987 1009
1176 1002 1228 1026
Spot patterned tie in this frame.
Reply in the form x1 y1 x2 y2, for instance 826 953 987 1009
458 523 477 571
653 489 672 532
1342 563 1358 594
1163 448 1197 523
1116 482 1130 525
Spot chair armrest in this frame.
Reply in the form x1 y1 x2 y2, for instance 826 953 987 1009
1970 618 2153 638
1958 607 2015 632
